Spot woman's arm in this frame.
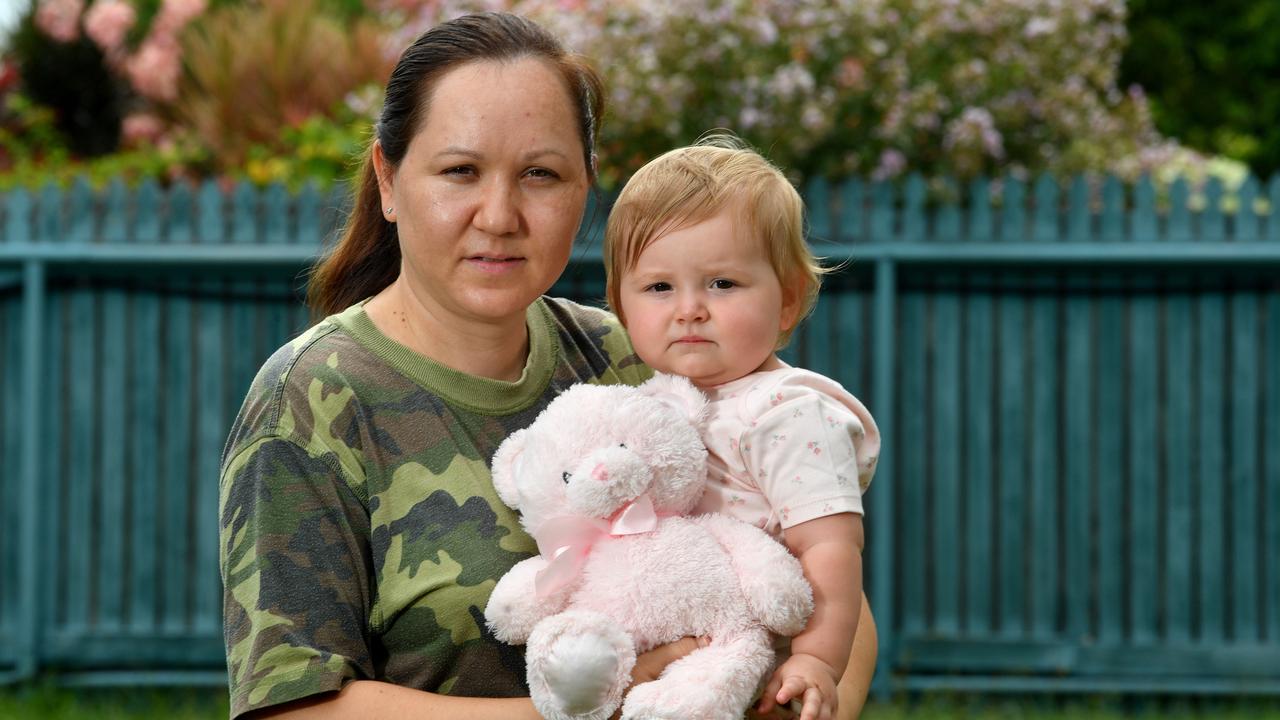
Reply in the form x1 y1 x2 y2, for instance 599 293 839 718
836 594 878 720
243 638 706 720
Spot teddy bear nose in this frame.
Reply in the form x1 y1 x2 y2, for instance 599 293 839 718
591 463 610 481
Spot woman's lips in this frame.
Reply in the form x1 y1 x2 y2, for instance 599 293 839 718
465 256 525 273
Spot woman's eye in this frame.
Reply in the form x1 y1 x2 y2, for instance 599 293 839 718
443 165 475 177
526 167 559 179
711 279 736 290
561 471 571 484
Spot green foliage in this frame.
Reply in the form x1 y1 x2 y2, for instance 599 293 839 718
1121 0 1280 178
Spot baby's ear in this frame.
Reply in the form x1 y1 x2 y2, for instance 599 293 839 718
490 428 528 509
638 373 707 425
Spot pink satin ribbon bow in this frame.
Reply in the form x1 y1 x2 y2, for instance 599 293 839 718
532 494 661 598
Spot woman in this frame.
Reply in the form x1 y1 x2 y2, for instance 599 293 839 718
218 12 876 719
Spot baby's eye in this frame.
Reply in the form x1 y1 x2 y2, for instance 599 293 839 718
645 282 672 293
710 278 736 290
561 471 571 484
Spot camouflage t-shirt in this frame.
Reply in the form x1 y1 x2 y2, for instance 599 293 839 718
218 296 650 719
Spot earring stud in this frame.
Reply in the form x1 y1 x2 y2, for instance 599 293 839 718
384 207 394 215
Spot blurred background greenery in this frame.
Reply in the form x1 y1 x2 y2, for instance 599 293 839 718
1 0 1276 194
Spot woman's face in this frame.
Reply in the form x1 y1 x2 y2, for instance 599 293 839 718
375 58 590 327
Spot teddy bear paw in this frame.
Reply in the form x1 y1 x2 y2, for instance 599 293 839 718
528 611 636 720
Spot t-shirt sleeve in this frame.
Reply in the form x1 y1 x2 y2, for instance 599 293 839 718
740 381 879 529
219 433 374 719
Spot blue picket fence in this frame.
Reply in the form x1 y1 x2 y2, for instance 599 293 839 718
1 174 1278 695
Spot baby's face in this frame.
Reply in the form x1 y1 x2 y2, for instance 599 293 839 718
617 209 799 388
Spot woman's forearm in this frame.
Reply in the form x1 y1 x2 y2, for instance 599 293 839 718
836 594 878 720
244 680 544 720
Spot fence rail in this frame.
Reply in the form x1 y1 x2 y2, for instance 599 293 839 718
2 173 1278 694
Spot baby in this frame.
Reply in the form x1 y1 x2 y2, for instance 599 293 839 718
604 138 880 720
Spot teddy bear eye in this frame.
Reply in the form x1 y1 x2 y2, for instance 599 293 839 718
561 471 571 484
618 443 627 449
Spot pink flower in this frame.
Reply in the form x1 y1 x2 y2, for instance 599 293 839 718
35 0 85 43
126 35 182 101
151 0 207 36
85 0 137 55
121 112 166 147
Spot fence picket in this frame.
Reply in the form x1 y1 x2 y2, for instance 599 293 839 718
37 185 63 244
870 181 894 243
903 175 925 243
969 177 992 244
837 178 865 245
135 181 161 244
1169 179 1192 243
1000 177 1025 243
1266 290 1280 643
1096 289 1125 642
1164 293 1194 643
1101 177 1124 243
806 178 832 242
931 283 961 634
1128 281 1159 643
129 286 161 632
4 189 32 246
996 285 1026 635
1033 176 1057 243
936 177 960 243
103 180 128 244
1269 176 1280 243
1236 178 1261 242
963 279 995 635
1029 280 1058 638
67 180 93 244
1133 176 1156 242
899 289 927 634
1203 179 1226 242
98 281 127 632
1062 280 1092 639
1066 176 1089 243
1230 292 1260 641
1198 293 1226 642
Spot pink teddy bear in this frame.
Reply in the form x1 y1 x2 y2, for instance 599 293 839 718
485 374 813 720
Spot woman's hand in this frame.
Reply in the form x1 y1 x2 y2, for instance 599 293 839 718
608 636 707 720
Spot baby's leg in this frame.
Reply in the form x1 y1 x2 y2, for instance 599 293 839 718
621 626 773 720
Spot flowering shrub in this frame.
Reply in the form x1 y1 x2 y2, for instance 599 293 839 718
35 0 208 103
8 0 1255 198
374 0 1225 188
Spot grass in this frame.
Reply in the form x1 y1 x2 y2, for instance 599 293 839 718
0 684 229 720
0 685 1277 719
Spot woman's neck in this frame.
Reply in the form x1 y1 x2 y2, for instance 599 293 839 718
366 279 530 382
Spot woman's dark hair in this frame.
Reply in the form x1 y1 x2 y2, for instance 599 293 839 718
307 12 605 317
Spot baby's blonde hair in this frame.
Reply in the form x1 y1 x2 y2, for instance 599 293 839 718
604 134 825 347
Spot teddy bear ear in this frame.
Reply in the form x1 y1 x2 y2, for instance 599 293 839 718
490 427 528 508
638 372 708 424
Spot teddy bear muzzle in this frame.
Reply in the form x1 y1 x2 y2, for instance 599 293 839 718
564 444 652 518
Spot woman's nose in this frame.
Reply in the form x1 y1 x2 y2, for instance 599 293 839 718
473 180 520 236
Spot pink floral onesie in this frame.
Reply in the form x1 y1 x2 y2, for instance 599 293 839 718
692 365 880 538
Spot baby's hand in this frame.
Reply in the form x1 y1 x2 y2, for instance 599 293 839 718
756 652 839 720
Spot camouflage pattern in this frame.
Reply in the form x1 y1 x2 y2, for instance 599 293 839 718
219 297 650 718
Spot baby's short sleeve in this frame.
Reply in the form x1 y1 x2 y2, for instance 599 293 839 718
738 371 880 529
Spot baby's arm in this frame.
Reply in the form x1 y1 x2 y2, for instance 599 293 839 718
758 512 864 720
